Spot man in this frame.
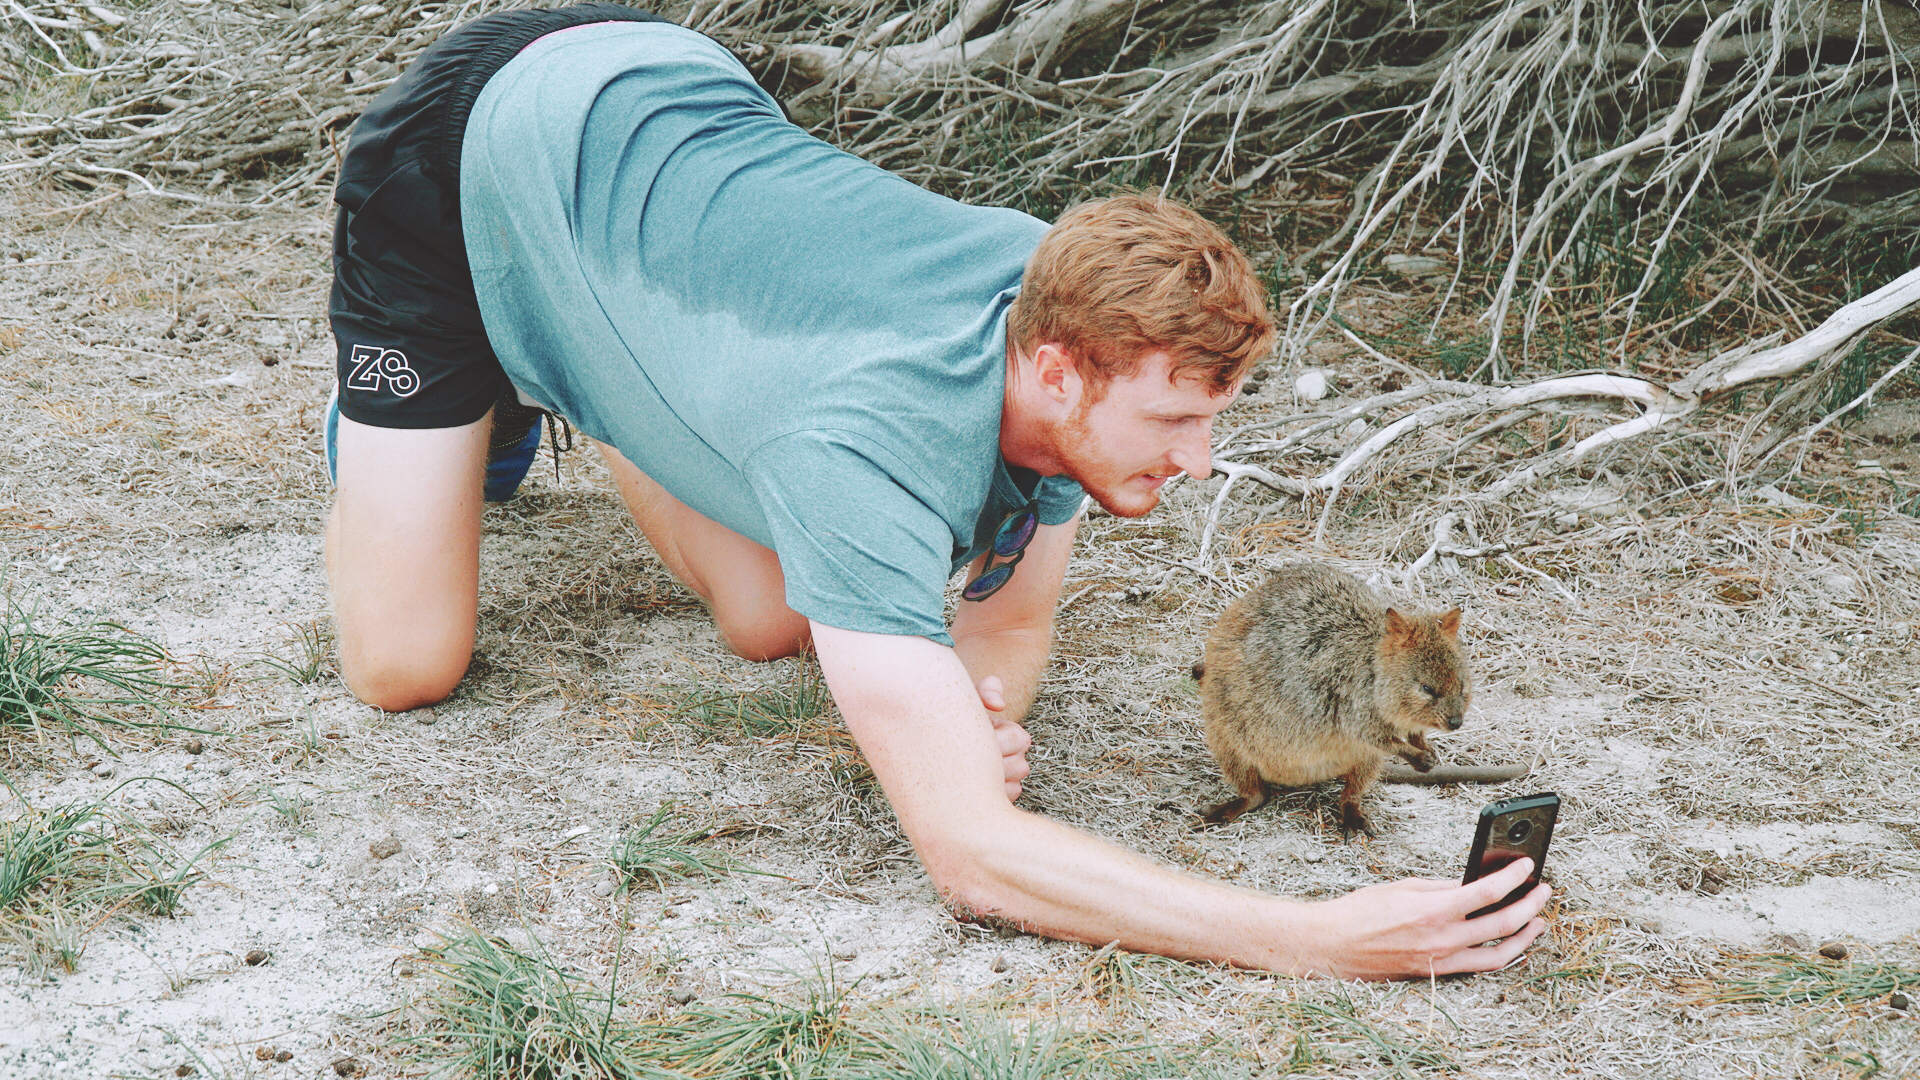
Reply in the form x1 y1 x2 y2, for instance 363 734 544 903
326 3 1549 979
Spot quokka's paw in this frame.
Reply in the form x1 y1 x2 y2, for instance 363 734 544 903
1338 804 1378 842
1406 749 1438 772
1200 796 1250 828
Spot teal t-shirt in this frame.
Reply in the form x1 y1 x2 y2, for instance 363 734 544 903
460 21 1083 643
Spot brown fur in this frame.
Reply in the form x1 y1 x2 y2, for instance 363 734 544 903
1195 563 1471 839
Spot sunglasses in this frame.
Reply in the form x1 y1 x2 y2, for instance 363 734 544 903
962 501 1039 602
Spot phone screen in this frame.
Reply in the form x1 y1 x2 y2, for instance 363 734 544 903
1462 792 1558 919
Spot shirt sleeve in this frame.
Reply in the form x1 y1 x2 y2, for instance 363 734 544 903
743 429 957 644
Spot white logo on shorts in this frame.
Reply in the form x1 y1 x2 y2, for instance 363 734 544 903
346 344 421 397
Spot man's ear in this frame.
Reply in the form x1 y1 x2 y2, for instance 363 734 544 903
1029 342 1082 408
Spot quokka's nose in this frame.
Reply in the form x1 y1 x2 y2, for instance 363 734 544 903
1445 712 1465 731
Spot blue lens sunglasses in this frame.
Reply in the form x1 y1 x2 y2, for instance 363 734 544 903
962 501 1039 602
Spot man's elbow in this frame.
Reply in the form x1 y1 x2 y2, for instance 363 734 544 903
910 819 1023 921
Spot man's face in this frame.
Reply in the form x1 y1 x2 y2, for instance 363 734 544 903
1050 352 1238 518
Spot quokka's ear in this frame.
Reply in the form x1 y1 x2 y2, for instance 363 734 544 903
1438 608 1463 637
1383 608 1416 641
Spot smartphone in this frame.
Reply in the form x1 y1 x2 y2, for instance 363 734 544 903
1462 792 1558 919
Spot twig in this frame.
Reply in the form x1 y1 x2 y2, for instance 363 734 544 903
1380 761 1535 785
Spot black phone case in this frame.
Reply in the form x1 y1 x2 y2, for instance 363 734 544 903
1461 792 1559 919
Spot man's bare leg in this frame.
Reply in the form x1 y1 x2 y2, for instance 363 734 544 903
327 412 489 710
593 440 810 661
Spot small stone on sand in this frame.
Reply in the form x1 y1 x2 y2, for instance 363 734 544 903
186 738 205 754
91 762 115 778
275 1050 293 1063
245 949 268 966
369 835 402 860
669 988 696 1005
1819 941 1849 961
991 954 1012 973
255 1047 274 1061
412 708 437 726
831 944 858 962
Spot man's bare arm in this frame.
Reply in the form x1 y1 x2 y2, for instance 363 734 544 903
812 623 1550 978
949 515 1078 724
949 515 1077 798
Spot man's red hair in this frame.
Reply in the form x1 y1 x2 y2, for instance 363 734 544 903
1009 192 1275 394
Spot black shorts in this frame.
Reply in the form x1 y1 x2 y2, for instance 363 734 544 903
328 2 668 429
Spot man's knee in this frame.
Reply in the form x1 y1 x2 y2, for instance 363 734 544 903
714 605 812 662
339 644 468 712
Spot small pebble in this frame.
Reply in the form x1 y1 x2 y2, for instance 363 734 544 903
662 905 682 919
245 949 268 966
91 762 115 778
991 954 1011 973
412 708 437 726
1819 941 1849 961
593 878 618 897
185 738 205 755
1293 370 1329 401
1890 992 1909 1011
300 853 323 869
1123 699 1151 716
1301 850 1324 863
669 988 696 1005
451 827 469 839
482 882 498 895
831 944 858 962
216 763 233 776
369 835 402 860
255 1047 274 1062
332 1059 360 1078
275 1050 293 1063
175 1066 196 1078
397 963 415 978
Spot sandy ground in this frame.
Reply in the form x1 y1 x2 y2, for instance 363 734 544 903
1 188 1917 1079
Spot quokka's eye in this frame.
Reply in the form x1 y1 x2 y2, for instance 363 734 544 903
1420 684 1438 698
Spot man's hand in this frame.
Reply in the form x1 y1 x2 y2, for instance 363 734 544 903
976 674 1031 800
1293 857 1550 980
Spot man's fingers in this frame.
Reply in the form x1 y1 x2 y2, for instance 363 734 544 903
991 714 1032 758
1434 917 1546 975
1454 880 1550 953
976 675 1007 712
1457 857 1534 914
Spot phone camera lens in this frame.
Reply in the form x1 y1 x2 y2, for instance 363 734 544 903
1506 819 1533 845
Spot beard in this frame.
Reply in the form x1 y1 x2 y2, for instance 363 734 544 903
1048 400 1162 519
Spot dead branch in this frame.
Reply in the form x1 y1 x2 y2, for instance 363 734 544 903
1379 761 1536 785
1202 265 1920 563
